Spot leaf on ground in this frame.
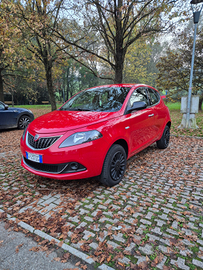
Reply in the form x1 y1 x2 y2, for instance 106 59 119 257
53 257 61 262
58 241 64 248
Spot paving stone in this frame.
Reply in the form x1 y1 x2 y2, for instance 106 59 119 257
134 256 147 265
197 239 203 246
136 224 146 235
146 233 160 243
172 221 179 229
98 231 108 242
39 203 56 214
84 204 94 209
76 222 87 229
79 209 89 215
145 211 154 220
171 257 190 270
83 230 95 240
155 219 166 227
140 219 151 225
166 228 179 236
125 242 135 252
157 256 167 270
198 247 203 259
180 248 192 257
89 242 98 250
84 216 94 222
182 228 193 236
192 259 203 268
139 244 153 255
151 227 163 235
107 240 120 249
113 233 126 243
159 213 168 220
68 215 80 223
158 245 168 253
118 256 131 265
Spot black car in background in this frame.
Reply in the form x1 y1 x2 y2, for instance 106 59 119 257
0 101 34 130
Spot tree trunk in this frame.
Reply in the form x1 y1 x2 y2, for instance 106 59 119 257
114 1 124 85
45 65 56 111
114 40 124 83
199 97 203 111
114 64 123 84
66 67 70 101
0 70 4 102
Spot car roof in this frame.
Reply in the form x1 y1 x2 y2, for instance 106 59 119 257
85 84 151 90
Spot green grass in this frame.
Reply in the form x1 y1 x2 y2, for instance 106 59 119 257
14 104 52 109
166 102 181 110
166 101 203 111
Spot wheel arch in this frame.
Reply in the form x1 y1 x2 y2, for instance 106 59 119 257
166 121 171 129
112 139 128 158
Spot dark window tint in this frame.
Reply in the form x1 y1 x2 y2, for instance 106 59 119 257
148 88 160 105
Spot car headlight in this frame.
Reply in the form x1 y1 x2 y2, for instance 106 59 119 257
59 130 102 148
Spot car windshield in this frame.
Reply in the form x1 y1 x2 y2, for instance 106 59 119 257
60 87 132 112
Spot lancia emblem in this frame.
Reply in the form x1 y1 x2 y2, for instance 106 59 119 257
34 134 40 141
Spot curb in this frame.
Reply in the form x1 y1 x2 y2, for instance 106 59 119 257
0 209 115 270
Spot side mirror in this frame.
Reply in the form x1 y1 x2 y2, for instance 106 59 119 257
126 101 147 114
5 104 9 110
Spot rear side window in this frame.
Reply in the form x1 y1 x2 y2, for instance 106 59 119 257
129 88 149 107
148 88 160 105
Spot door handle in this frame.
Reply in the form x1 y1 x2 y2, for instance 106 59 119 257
148 114 154 117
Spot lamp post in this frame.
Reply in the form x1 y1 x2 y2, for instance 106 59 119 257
186 0 203 128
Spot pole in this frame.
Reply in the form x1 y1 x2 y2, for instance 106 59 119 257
186 23 198 128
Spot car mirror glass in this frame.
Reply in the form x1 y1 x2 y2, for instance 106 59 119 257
5 105 9 110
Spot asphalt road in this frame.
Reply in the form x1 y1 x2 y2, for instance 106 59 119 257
0 221 82 270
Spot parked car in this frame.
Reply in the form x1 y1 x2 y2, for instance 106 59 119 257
20 84 171 186
0 101 34 130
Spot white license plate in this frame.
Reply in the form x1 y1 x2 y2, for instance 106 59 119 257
26 152 43 163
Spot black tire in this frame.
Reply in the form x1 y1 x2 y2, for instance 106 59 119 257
156 125 170 149
18 115 31 130
99 144 127 187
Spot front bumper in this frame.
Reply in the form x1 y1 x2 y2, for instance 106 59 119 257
20 133 108 180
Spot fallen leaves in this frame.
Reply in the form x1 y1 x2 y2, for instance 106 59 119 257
15 243 24 253
1 126 203 269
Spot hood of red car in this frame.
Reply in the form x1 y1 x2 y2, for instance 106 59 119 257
28 110 116 134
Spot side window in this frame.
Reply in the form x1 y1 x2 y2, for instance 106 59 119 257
148 88 160 105
0 103 5 109
129 88 148 107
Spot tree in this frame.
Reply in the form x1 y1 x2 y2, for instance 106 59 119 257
156 25 203 110
54 0 187 84
0 2 26 103
123 37 161 85
4 0 68 111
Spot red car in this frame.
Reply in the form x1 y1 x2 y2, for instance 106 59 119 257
20 84 171 187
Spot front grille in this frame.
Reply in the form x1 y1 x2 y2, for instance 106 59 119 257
23 157 68 173
27 132 60 149
23 157 86 174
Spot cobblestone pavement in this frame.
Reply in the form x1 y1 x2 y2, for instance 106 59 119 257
0 130 203 269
